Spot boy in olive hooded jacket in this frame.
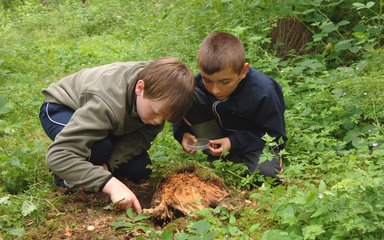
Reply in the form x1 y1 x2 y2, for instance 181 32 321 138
39 57 195 213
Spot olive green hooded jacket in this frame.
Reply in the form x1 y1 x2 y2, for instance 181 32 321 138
42 61 163 192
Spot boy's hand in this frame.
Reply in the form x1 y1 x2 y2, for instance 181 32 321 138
102 177 142 213
181 132 197 154
208 137 231 157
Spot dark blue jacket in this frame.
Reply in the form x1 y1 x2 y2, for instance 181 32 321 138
173 67 286 155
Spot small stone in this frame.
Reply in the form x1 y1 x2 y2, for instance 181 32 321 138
87 225 95 231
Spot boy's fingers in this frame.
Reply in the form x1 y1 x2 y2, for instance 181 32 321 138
132 198 142 214
117 201 129 210
209 147 222 156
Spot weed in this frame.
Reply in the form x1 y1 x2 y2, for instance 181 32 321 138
0 0 383 239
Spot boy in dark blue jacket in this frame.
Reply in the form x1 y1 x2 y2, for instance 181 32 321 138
173 32 287 179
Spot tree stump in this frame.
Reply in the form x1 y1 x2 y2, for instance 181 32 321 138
270 16 313 58
143 168 228 223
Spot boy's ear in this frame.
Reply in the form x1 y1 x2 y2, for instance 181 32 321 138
240 63 250 79
135 79 145 96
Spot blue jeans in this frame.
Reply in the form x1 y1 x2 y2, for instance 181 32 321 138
39 102 151 181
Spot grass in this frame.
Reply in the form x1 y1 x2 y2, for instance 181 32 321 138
1 0 383 239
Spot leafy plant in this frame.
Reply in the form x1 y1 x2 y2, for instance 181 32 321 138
291 0 383 67
1 0 383 239
108 208 153 236
252 171 384 239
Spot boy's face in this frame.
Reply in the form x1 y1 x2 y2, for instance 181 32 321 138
135 80 168 125
201 63 250 100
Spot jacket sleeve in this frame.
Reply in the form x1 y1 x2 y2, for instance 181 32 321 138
45 94 116 192
172 120 189 144
228 84 286 155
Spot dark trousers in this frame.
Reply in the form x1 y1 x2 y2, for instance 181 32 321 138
39 102 151 181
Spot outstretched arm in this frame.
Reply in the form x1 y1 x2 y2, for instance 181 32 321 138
102 177 142 213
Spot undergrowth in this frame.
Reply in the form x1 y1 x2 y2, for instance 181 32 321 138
1 0 383 239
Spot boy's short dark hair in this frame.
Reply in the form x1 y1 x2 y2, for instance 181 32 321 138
138 57 195 122
198 32 245 74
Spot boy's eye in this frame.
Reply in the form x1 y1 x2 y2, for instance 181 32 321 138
202 78 211 84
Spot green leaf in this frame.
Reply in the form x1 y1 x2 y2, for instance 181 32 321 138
262 229 291 240
343 129 361 143
336 20 349 27
21 200 37 217
361 124 377 134
6 227 26 237
301 9 315 14
136 223 153 233
302 224 325 240
332 88 344 98
306 191 317 205
126 207 134 218
228 226 238 236
249 224 260 232
311 205 328 218
108 221 132 229
352 137 366 148
352 2 366 9
321 22 337 34
303 107 312 116
9 156 23 168
334 39 353 52
175 233 189 240
366 1 375 8
190 220 211 234
355 60 368 71
316 142 325 151
319 181 326 192
0 196 10 205
229 211 236 224
133 214 152 222
161 228 173 240
349 46 361 53
250 0 261 7
0 96 11 114
280 206 296 224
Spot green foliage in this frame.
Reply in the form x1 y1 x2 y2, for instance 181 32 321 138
108 208 153 235
0 0 383 239
290 0 383 67
171 206 256 239
212 160 264 190
251 171 384 239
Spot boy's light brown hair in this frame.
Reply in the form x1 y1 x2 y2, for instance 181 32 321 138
198 32 246 75
138 57 195 122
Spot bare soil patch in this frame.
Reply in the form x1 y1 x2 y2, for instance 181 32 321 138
25 168 245 239
26 179 155 240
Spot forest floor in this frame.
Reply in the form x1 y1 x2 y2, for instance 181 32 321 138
24 170 251 240
26 180 155 240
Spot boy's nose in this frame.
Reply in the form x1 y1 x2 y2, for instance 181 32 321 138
153 116 165 125
211 84 221 95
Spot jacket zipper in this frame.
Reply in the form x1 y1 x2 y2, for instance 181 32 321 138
212 97 228 127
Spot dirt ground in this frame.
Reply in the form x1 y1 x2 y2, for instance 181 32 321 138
25 171 252 239
26 179 156 240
